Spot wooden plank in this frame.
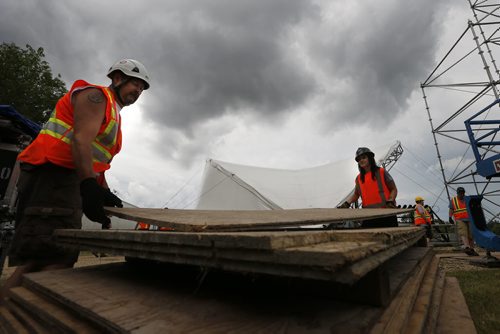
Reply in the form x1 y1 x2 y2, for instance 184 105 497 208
0 306 29 334
333 233 425 284
57 241 381 282
56 231 424 284
384 247 432 297
56 237 384 268
436 277 477 334
4 299 50 334
55 229 424 272
424 265 446 333
103 207 413 232
21 262 384 333
55 226 422 250
405 256 440 334
17 246 437 333
54 227 424 280
8 287 100 334
370 249 434 334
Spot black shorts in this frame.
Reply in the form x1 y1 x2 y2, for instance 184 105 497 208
8 163 82 267
424 225 433 239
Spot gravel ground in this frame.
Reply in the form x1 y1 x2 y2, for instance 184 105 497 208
434 246 500 272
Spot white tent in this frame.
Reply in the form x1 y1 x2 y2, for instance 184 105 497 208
195 141 403 210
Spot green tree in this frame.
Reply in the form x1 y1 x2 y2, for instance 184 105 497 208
0 43 67 124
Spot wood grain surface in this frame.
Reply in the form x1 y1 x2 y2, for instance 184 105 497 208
103 207 412 231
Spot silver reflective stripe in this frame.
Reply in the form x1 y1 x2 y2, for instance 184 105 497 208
41 86 119 165
91 142 112 162
97 120 118 146
44 121 69 138
97 88 119 149
41 116 73 144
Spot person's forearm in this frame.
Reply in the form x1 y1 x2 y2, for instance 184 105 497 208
347 193 359 205
388 189 397 201
72 139 96 181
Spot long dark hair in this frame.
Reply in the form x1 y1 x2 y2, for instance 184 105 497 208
358 155 379 183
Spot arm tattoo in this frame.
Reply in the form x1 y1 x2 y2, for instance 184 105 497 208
87 90 105 104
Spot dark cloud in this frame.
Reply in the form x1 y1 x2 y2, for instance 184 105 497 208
1 0 318 146
141 0 320 132
0 0 452 166
306 0 449 129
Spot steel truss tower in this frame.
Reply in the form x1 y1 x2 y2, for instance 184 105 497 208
421 0 500 222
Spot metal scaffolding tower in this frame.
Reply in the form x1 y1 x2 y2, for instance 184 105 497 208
421 0 500 222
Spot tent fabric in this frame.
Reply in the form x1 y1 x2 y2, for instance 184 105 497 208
196 142 401 210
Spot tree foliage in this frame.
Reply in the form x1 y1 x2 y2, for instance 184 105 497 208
0 43 67 124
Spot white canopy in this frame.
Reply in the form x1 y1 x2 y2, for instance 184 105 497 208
196 141 402 210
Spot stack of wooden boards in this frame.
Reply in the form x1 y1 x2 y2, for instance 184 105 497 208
0 207 477 333
54 227 424 285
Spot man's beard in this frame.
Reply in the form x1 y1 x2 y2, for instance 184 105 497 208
122 93 139 106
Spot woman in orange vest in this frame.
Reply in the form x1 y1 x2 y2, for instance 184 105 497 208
449 187 479 256
0 59 151 302
414 196 432 240
338 147 398 228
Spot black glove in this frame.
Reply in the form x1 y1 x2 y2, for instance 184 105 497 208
103 189 123 208
101 220 111 229
385 200 397 208
449 217 454 224
80 177 111 227
337 201 350 209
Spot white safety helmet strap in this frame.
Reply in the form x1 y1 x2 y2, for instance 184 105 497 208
107 59 150 89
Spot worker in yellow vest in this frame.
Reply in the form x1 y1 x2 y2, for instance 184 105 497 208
449 187 479 256
414 196 432 241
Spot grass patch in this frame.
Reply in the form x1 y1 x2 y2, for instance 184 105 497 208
447 269 500 334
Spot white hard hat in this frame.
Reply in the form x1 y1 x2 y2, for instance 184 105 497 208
107 59 150 89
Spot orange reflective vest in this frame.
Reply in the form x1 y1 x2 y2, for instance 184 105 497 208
136 222 150 230
414 204 431 225
451 196 469 220
356 167 392 208
18 80 122 173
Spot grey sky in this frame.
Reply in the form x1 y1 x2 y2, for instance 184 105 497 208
1 0 444 128
3 0 492 216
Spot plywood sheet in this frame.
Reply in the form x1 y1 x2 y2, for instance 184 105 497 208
17 246 434 333
370 249 433 334
104 207 412 232
8 287 99 333
21 263 383 333
58 237 382 269
56 230 424 284
436 277 477 334
55 226 422 250
4 299 50 334
0 306 29 334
